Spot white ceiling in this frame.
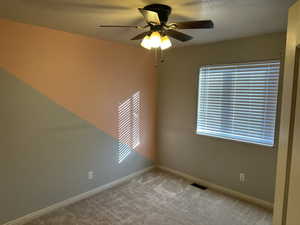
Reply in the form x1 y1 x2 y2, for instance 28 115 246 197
0 0 296 47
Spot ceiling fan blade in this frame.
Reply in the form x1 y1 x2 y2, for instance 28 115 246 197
131 31 151 40
138 8 161 25
98 25 140 28
173 20 214 29
165 30 193 42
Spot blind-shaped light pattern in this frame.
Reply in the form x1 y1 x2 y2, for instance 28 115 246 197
118 92 140 163
132 92 140 148
197 60 280 146
118 98 131 163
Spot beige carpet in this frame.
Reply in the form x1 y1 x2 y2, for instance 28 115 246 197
26 169 272 225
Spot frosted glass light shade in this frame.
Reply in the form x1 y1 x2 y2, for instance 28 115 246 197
141 35 152 50
149 32 161 48
161 35 172 50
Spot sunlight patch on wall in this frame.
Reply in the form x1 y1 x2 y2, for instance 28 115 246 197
118 91 140 163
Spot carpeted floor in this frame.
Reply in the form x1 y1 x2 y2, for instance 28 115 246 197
26 169 272 225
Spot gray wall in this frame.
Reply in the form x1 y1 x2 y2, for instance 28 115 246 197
0 69 152 224
157 33 286 203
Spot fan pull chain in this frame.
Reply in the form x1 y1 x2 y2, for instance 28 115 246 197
160 49 165 63
154 48 165 67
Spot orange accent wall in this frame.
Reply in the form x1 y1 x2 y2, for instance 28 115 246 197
0 19 156 160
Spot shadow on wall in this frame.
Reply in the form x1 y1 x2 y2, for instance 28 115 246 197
0 69 153 224
118 91 140 163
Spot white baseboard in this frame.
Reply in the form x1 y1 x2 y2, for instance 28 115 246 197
4 166 154 225
158 165 273 211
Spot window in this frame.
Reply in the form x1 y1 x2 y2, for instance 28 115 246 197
118 92 140 163
196 60 280 146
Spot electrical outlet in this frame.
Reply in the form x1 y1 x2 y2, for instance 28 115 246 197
240 173 245 183
88 171 94 180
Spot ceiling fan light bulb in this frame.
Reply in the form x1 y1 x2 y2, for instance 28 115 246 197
161 35 172 50
150 31 161 48
141 35 152 50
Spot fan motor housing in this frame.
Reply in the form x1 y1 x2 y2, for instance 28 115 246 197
144 4 172 24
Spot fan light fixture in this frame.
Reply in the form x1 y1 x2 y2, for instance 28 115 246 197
141 32 172 50
98 3 215 52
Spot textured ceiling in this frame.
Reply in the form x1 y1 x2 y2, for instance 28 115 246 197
0 0 296 47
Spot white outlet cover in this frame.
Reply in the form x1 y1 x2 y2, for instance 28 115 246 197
88 171 94 180
240 173 245 182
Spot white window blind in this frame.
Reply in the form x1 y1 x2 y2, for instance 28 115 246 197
196 60 280 147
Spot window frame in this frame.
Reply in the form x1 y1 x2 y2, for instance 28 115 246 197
195 59 281 148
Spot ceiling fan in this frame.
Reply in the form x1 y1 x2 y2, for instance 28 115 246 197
98 4 214 50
